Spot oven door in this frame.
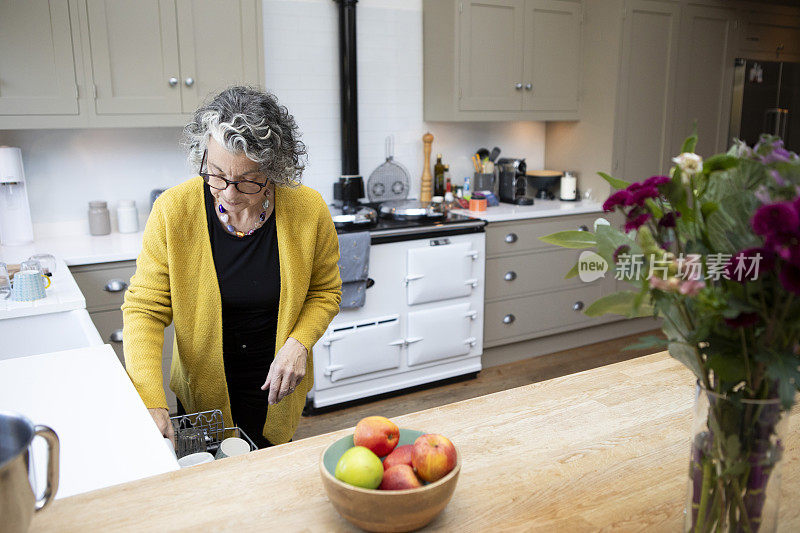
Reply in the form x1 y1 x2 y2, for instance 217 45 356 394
406 302 477 366
315 315 403 388
405 241 479 305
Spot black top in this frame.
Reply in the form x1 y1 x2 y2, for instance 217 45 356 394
203 185 280 448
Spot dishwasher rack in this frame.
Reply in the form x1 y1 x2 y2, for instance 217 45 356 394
170 409 257 458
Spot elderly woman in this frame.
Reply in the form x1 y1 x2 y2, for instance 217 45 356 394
122 86 341 448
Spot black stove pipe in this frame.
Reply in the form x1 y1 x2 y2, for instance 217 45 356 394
335 0 359 177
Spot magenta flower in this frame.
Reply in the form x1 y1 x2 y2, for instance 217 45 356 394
658 211 680 228
761 147 794 164
751 202 799 236
624 213 651 232
630 186 659 206
644 175 671 187
769 169 787 187
724 248 775 282
613 244 631 263
603 190 633 211
724 312 760 328
779 264 800 295
679 279 706 297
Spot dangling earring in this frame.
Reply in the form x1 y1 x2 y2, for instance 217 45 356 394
262 186 271 211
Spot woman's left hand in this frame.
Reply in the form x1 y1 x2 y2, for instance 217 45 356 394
262 337 308 405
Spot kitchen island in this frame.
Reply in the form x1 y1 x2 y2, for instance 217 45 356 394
31 351 799 531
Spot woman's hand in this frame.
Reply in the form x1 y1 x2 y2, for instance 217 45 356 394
148 407 175 446
262 337 308 405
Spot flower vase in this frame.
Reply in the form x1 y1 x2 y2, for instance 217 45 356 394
685 383 789 532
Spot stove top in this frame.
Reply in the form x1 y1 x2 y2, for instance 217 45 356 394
331 201 485 244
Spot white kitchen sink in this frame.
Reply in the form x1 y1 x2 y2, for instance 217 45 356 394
0 308 103 360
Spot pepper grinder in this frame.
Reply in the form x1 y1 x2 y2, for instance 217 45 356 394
420 132 433 203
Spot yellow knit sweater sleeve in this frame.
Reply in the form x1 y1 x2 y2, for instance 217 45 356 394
289 194 342 351
121 197 173 410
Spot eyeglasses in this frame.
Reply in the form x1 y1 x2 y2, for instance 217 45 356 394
199 149 268 194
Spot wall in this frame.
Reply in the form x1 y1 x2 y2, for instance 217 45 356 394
0 0 545 236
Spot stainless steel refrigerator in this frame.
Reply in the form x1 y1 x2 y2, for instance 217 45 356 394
729 58 800 151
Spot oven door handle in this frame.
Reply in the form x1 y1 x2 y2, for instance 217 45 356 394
388 338 405 347
464 337 477 347
405 336 423 346
464 278 478 288
322 334 345 346
466 250 479 260
324 364 344 377
464 310 477 320
404 274 424 285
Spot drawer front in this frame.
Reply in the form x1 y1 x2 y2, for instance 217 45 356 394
486 213 600 256
484 284 604 343
71 263 136 310
90 308 125 363
485 248 584 300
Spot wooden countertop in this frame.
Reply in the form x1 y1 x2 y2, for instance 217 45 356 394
31 352 800 531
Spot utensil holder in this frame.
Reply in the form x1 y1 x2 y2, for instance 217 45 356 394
473 171 498 195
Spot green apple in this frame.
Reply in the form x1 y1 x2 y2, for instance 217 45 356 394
334 446 383 489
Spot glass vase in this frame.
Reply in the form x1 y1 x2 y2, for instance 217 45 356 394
685 383 789 533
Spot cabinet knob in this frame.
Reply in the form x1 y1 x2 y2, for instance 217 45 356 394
578 224 589 232
503 314 515 324
525 83 532 91
573 301 584 312
109 329 123 343
515 83 523 90
504 271 517 281
104 279 128 292
168 77 178 87
184 77 195 87
505 233 518 243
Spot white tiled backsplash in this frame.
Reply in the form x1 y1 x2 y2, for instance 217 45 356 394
0 0 545 236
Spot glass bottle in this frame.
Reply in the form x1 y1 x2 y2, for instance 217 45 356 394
433 154 445 197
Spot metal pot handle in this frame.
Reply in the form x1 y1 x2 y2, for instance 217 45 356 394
32 425 59 512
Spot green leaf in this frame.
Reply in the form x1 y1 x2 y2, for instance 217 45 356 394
703 154 738 174
707 352 747 383
680 131 698 154
700 201 719 219
765 359 800 410
539 230 597 249
594 223 641 268
598 171 631 191
565 261 579 279
584 291 654 318
622 335 668 351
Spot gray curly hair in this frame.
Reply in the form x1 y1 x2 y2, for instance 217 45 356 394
183 86 306 187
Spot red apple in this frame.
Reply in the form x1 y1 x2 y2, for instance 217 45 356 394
412 434 457 483
353 416 399 457
379 464 423 490
383 444 414 471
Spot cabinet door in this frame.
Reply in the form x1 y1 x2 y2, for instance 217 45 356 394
176 0 261 113
86 0 182 114
672 5 737 158
522 0 581 112
614 0 680 181
407 303 476 366
406 241 478 305
0 0 79 115
459 0 525 111
740 11 800 58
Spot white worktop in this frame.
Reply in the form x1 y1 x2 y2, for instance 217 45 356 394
0 231 144 266
0 259 85 319
453 198 604 222
0 345 179 499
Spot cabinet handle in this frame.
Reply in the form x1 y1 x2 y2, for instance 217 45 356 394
503 314 515 324
168 77 178 87
104 279 128 292
184 77 195 87
525 83 532 91
504 271 517 281
505 233 518 243
515 83 523 90
573 301 584 312
578 225 589 232
109 329 123 343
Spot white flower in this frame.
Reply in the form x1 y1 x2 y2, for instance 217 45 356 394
672 152 703 182
593 218 611 231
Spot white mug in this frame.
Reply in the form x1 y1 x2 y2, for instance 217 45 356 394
215 437 250 459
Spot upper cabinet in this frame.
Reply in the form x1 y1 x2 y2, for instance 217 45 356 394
424 0 583 121
0 0 263 129
0 0 81 116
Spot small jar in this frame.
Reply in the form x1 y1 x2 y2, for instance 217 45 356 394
117 199 139 233
88 201 111 236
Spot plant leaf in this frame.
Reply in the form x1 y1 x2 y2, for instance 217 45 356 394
584 291 654 318
622 335 668 351
539 230 597 249
598 171 631 191
565 261 579 279
703 154 738 174
680 131 698 154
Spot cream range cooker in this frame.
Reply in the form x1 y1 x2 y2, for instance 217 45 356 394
309 208 486 409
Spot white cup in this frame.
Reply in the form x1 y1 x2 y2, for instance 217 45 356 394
215 437 250 459
177 452 214 468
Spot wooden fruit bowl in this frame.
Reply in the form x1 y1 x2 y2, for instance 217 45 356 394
319 428 461 533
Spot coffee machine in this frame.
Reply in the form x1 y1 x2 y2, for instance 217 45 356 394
497 158 533 205
0 146 34 245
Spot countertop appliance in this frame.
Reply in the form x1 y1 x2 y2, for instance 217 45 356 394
497 158 533 206
0 146 34 246
729 58 800 151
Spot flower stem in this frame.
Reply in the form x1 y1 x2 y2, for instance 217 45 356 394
695 459 712 533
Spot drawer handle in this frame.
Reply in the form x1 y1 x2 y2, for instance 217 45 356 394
573 301 584 312
104 279 128 292
503 314 515 325
578 225 589 232
505 233 518 243
109 329 123 343
504 271 517 282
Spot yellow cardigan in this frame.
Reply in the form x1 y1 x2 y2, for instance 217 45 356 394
122 177 341 445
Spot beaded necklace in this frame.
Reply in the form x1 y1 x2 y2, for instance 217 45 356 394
216 203 267 238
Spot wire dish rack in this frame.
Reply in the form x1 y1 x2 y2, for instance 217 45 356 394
170 409 257 459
